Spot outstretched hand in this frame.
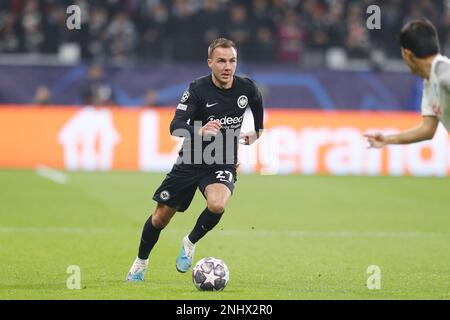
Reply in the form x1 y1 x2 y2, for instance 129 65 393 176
364 133 388 149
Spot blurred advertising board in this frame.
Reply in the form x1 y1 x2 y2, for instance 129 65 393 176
1 106 449 176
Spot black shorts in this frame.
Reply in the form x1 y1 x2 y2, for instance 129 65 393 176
152 164 237 212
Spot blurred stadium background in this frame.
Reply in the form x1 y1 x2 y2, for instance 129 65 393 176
0 0 449 109
1 0 450 300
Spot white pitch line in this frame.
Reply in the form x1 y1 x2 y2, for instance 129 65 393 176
0 227 448 238
35 165 68 184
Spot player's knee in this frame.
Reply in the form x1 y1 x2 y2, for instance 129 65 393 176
151 215 168 228
152 207 173 228
207 201 226 214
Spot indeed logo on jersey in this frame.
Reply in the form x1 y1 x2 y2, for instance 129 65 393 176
208 115 243 129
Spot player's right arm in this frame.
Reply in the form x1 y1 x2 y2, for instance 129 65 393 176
170 85 221 138
364 116 439 148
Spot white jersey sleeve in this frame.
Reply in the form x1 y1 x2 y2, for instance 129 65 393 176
435 61 450 91
420 55 450 132
420 80 435 116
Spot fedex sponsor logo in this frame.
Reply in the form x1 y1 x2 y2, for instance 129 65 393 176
208 115 243 128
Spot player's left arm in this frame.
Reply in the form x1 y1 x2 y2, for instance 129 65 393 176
240 84 264 145
365 116 439 148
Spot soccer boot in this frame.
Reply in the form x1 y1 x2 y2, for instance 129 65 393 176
126 257 148 282
176 235 196 273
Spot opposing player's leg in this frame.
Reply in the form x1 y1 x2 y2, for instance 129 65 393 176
176 167 236 273
127 204 177 282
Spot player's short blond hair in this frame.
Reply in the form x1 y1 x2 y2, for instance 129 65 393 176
208 38 237 58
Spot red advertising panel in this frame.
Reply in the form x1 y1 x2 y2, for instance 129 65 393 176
1 106 449 176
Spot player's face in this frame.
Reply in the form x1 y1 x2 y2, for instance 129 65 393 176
208 47 237 88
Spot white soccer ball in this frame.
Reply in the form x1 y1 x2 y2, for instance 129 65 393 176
192 257 230 291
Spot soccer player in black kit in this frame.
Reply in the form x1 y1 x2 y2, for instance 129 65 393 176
127 38 264 281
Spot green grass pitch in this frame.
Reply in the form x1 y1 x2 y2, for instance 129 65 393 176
0 169 449 300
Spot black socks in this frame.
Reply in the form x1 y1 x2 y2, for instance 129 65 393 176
188 208 224 244
138 215 163 260
137 208 223 259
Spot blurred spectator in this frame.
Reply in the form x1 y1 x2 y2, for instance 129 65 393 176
168 0 198 61
81 64 116 106
33 85 52 105
374 0 404 58
417 0 441 23
0 13 20 52
344 3 370 59
41 3 71 54
276 8 304 63
270 0 292 25
20 0 44 53
0 0 449 64
249 26 277 61
251 0 275 30
138 2 170 61
225 4 252 60
84 5 109 61
325 1 345 48
105 12 137 64
195 0 226 53
303 0 335 50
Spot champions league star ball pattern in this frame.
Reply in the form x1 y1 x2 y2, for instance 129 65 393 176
192 257 229 291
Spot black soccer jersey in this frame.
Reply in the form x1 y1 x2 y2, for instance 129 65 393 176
170 75 264 165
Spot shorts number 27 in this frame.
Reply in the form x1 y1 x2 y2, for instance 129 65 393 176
215 170 233 183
